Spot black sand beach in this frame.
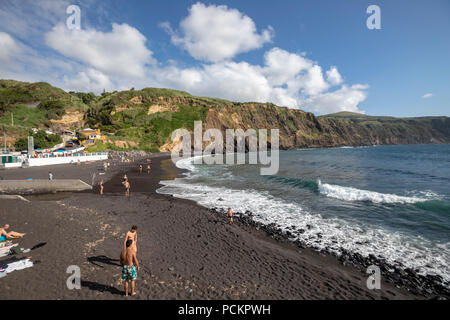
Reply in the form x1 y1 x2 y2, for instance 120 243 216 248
0 154 418 299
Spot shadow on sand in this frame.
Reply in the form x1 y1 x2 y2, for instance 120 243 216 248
87 255 121 268
31 242 47 250
81 280 123 296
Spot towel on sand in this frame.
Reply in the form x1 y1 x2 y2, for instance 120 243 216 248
4 259 33 273
0 243 18 253
0 241 13 248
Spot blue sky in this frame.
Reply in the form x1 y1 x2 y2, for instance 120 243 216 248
0 0 449 116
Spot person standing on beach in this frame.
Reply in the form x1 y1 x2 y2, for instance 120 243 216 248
124 180 131 197
99 180 104 195
147 164 150 174
120 239 139 296
227 208 234 224
139 164 143 173
48 172 53 180
124 225 138 253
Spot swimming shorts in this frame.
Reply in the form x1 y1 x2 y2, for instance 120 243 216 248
122 265 137 281
0 235 6 242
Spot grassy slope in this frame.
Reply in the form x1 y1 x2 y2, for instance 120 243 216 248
0 79 88 129
85 88 208 152
1 80 449 152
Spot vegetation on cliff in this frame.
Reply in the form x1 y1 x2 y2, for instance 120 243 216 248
0 79 449 152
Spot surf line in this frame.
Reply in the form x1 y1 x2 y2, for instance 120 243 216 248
170 120 280 175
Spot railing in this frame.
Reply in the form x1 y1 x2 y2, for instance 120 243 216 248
32 152 108 159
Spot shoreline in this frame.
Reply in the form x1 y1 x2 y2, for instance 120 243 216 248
0 153 439 299
157 155 450 298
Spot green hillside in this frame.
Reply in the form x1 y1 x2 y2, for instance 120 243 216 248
1 79 449 152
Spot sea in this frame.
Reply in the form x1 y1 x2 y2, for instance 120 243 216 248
157 144 450 285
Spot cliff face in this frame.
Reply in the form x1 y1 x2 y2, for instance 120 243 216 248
1 80 449 151
203 103 450 150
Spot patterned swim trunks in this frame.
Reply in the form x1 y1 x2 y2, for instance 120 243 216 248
122 265 137 281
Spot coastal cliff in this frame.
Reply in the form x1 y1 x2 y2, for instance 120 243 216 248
1 80 449 151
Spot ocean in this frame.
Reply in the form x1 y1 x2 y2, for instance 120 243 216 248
157 144 450 285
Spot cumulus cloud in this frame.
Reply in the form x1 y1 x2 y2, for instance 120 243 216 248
62 68 114 93
152 47 368 114
326 66 343 86
302 85 368 114
162 2 273 62
45 23 155 78
154 62 271 103
0 2 368 114
422 93 433 99
263 47 312 86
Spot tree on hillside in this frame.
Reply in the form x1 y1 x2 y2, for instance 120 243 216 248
14 130 62 150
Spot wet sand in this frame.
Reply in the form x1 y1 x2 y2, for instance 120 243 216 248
0 154 417 299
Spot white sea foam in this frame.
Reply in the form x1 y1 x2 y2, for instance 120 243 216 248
174 155 204 172
158 156 450 285
318 180 427 204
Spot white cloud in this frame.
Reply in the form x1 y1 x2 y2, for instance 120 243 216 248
155 62 271 103
302 85 368 114
0 2 368 114
422 93 433 99
163 2 273 62
263 47 312 86
62 68 114 93
152 48 368 114
0 0 70 39
45 23 155 78
326 66 343 86
0 32 22 63
297 65 329 96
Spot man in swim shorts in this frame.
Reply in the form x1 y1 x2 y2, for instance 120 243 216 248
120 239 139 296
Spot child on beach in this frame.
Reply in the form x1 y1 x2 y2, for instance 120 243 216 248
147 164 150 174
227 208 234 224
99 180 104 195
124 225 138 253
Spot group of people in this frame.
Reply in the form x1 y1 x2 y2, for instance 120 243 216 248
99 157 238 297
98 159 152 197
138 159 152 174
118 207 234 296
120 225 139 296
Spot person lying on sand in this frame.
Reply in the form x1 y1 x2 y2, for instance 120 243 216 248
227 208 234 224
120 239 139 296
0 224 26 241
124 225 138 253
